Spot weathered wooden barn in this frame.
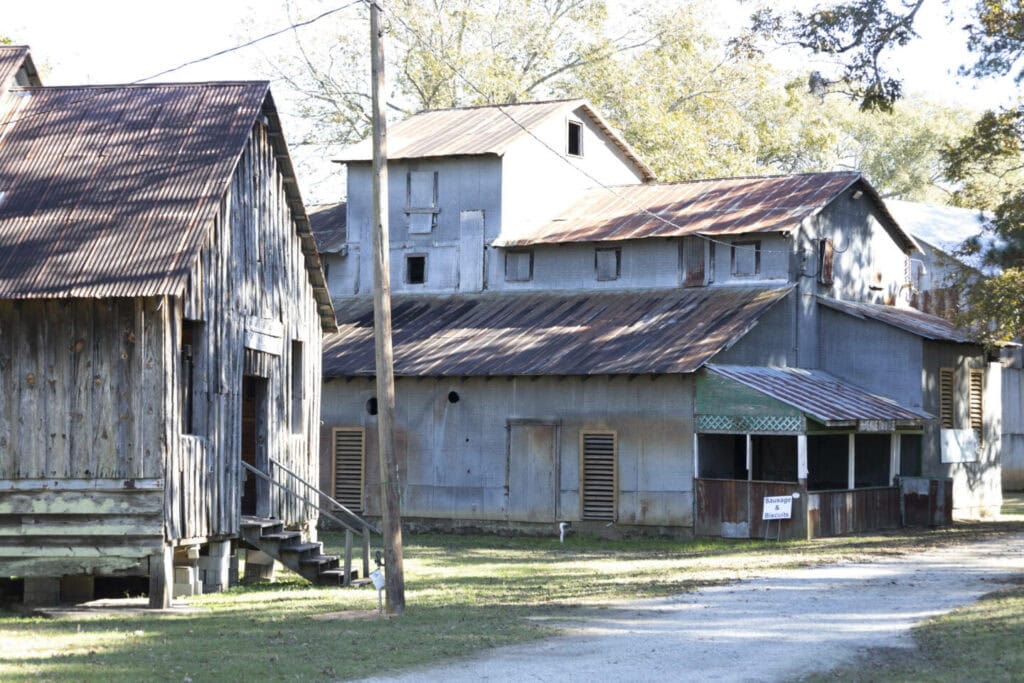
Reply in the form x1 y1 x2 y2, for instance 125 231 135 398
0 46 342 606
315 100 1002 538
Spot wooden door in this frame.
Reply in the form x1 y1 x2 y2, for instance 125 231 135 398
507 423 559 522
241 377 269 516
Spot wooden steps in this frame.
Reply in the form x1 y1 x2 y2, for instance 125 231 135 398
240 516 363 587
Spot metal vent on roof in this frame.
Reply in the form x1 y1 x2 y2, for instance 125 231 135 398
939 368 955 429
332 428 365 512
581 431 616 521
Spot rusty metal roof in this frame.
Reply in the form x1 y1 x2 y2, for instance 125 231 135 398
0 78 336 328
309 202 347 253
0 46 40 92
323 286 791 377
336 98 655 180
708 365 930 426
818 297 976 344
495 172 913 248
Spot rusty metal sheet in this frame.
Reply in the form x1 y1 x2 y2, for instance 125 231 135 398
336 99 655 180
308 202 347 253
708 365 930 424
818 296 976 344
497 172 867 246
0 81 270 298
323 286 792 377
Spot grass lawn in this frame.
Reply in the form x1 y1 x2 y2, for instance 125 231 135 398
2 506 1023 682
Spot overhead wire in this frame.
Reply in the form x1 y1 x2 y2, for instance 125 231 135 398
382 5 811 257
0 0 364 132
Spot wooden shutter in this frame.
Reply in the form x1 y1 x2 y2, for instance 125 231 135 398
818 238 834 285
939 368 955 429
969 369 984 441
332 428 365 512
682 238 705 287
580 431 616 521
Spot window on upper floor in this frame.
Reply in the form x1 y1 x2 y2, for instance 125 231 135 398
682 237 710 287
567 120 583 157
595 247 621 281
406 170 438 233
818 238 834 285
180 319 203 435
731 240 760 277
406 254 426 284
505 250 534 282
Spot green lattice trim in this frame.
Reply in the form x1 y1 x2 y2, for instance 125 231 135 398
697 414 804 433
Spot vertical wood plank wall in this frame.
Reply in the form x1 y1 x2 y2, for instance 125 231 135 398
172 119 322 540
0 297 172 576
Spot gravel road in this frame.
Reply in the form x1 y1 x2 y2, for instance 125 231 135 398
361 532 1024 682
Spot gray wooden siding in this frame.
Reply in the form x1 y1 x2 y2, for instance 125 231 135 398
174 121 323 540
0 479 163 577
320 375 694 528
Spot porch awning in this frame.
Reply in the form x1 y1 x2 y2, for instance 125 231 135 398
700 365 931 431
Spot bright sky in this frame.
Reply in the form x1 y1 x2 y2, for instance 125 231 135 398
4 0 1018 202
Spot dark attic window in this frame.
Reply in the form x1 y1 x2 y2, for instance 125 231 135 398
406 255 426 284
567 120 583 157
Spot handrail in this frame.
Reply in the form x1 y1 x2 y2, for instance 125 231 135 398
241 461 371 535
268 456 380 535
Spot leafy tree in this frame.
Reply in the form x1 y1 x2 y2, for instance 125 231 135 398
754 0 1024 344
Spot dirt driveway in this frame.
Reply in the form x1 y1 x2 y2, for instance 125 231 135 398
362 532 1024 682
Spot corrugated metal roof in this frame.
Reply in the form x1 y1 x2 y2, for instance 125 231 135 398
818 297 976 344
0 80 335 329
496 172 914 248
886 199 996 274
323 286 792 377
708 365 930 425
0 82 268 299
336 98 655 180
309 202 347 253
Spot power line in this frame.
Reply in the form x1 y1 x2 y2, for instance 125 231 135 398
383 8 804 257
0 1 363 132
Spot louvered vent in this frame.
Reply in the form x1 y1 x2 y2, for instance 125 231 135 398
939 368 955 429
581 431 616 521
332 428 365 512
969 370 984 440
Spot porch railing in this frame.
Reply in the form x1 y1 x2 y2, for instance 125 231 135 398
241 459 378 579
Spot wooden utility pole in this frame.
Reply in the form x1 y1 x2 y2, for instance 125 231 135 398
370 0 406 614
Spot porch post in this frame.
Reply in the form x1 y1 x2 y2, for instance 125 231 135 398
797 435 808 482
693 433 699 478
796 434 810 540
847 434 856 489
745 434 753 481
890 434 901 485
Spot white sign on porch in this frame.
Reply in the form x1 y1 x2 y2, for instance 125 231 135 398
762 495 793 520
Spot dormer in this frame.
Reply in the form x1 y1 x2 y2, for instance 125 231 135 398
0 46 42 97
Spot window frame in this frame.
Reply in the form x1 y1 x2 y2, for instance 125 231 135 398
504 249 534 282
405 170 439 234
567 119 583 157
730 240 761 277
290 340 304 434
594 246 621 281
405 253 427 285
